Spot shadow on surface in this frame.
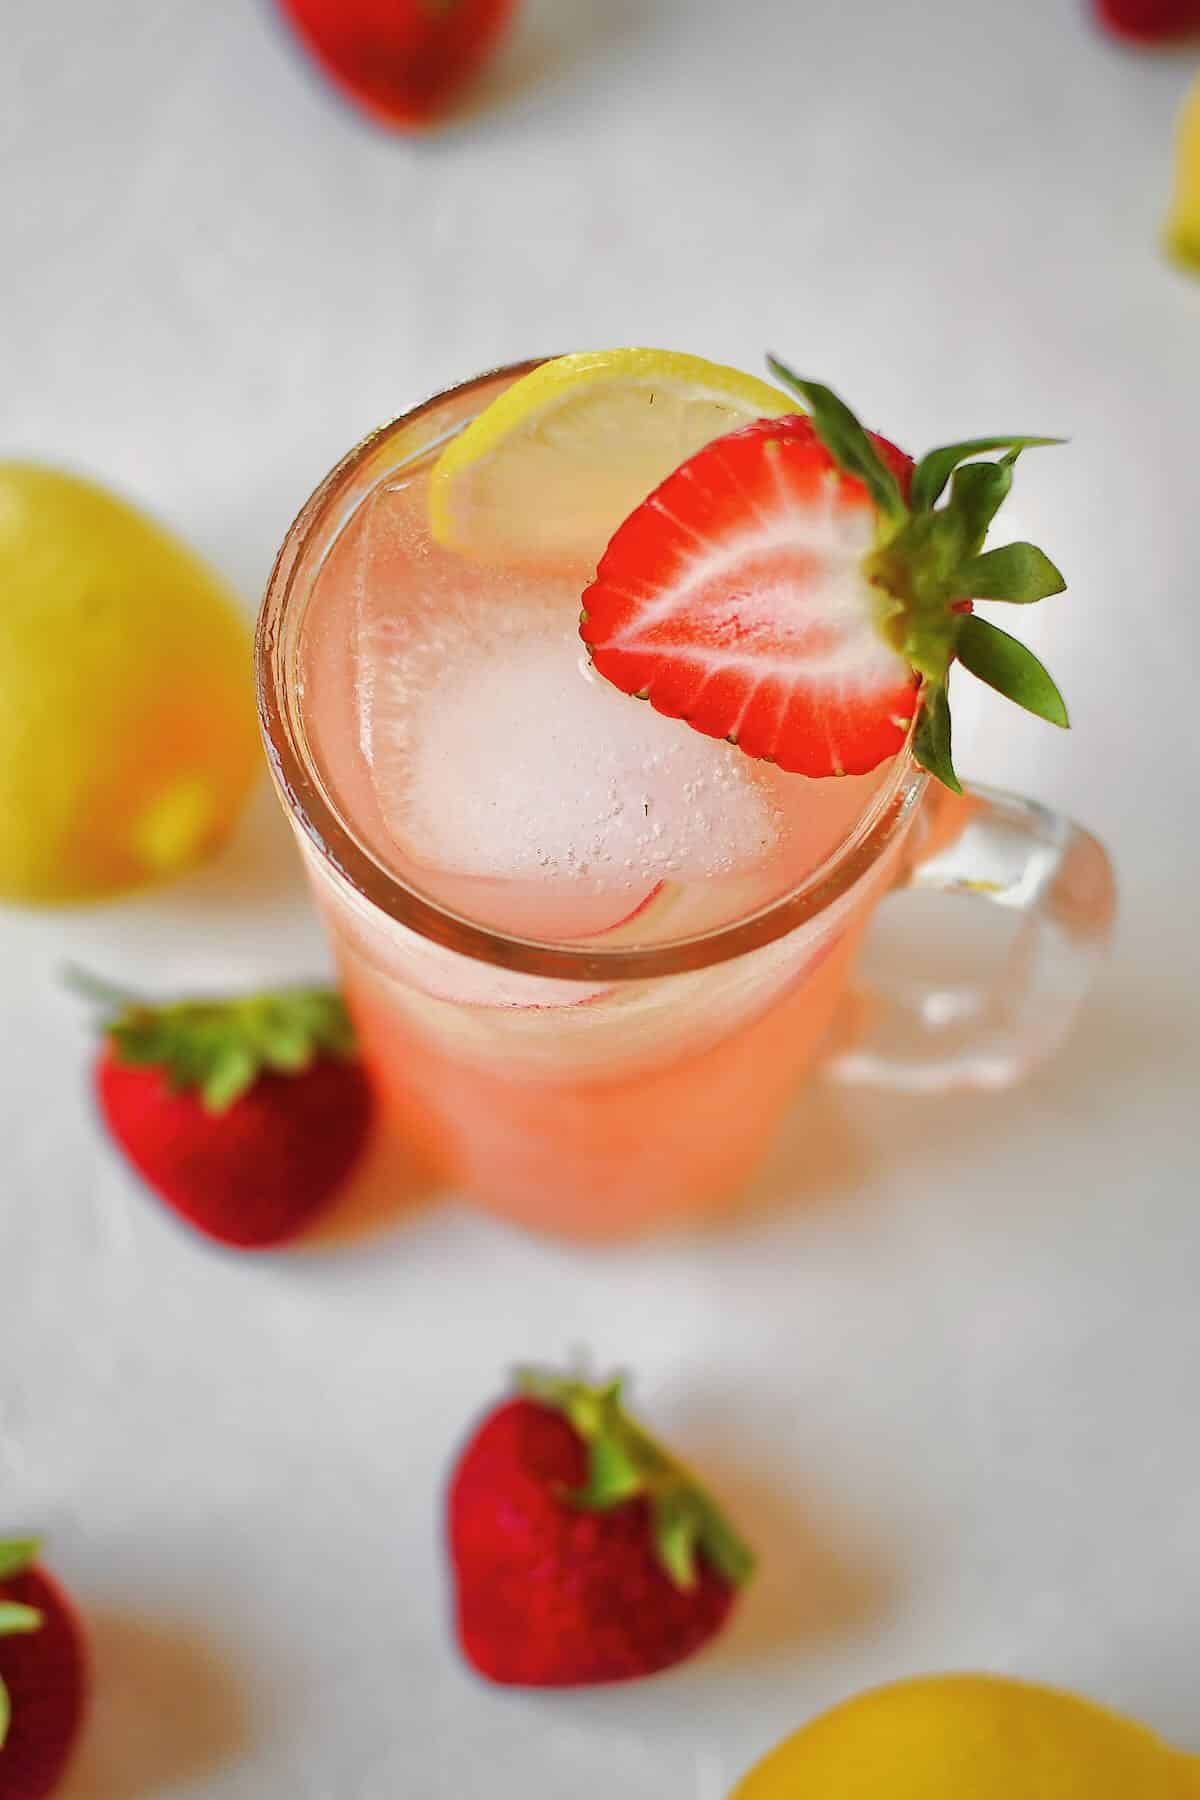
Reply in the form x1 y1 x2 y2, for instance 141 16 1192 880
728 959 1172 1237
295 1118 441 1249
824 970 1184 1212
59 779 315 961
729 1078 876 1230
451 0 660 130
689 1456 898 1666
60 1612 250 1799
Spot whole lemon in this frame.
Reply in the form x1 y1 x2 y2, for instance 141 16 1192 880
0 464 260 903
730 1674 1198 1799
1167 71 1200 272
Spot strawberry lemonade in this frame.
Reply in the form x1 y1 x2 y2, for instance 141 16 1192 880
259 351 1081 1236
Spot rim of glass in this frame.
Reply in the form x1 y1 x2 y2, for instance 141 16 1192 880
256 357 927 982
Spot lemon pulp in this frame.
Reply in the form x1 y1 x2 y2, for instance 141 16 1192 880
429 348 795 563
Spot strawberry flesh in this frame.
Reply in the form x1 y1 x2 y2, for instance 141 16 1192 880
581 414 919 780
96 1051 372 1249
277 0 518 128
448 1398 736 1685
0 1567 87 1800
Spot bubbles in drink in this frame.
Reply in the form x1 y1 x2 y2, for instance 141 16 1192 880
300 449 893 946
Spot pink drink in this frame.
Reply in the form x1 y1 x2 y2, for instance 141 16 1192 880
264 366 924 1237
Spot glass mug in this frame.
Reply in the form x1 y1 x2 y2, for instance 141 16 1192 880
256 361 1116 1239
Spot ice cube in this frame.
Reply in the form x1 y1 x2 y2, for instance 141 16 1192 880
346 474 785 942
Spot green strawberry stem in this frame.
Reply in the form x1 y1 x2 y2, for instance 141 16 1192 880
67 968 356 1113
0 1539 43 1753
516 1368 755 1592
766 356 1069 793
0 1540 40 1583
63 968 143 1013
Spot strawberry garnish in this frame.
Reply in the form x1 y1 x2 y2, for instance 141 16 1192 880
277 0 517 130
581 361 1069 793
76 973 372 1249
0 1540 87 1799
447 1366 754 1686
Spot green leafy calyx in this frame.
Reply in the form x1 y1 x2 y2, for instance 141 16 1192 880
70 970 356 1113
0 1539 43 1753
767 356 1069 792
516 1367 755 1592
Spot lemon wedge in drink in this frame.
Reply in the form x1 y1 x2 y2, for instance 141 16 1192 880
429 349 795 562
0 464 260 904
729 1674 1199 1800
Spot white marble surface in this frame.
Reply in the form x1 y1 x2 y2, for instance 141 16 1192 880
3 0 1200 1792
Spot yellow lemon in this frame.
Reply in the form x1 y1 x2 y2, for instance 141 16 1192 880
729 1674 1198 1799
1167 71 1200 272
429 348 794 563
0 464 260 903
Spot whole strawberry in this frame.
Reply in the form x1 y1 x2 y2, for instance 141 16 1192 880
1094 0 1200 41
277 0 518 130
82 975 372 1249
447 1368 754 1686
0 1540 87 1799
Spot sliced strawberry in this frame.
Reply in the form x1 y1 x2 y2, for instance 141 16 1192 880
583 363 1070 796
580 415 920 780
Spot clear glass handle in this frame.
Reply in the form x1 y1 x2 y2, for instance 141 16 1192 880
828 784 1116 1094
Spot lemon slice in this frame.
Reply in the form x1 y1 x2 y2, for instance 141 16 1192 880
429 348 795 563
